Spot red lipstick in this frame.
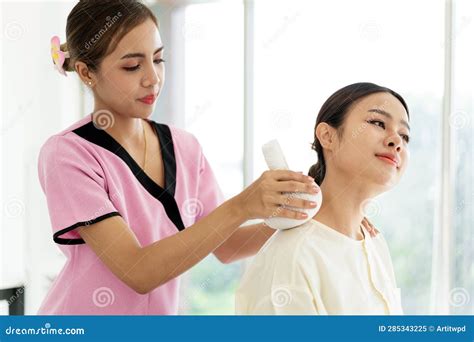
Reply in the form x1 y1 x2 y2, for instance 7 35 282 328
138 95 156 105
375 153 399 168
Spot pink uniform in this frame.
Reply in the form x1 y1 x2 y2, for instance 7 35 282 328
37 114 224 314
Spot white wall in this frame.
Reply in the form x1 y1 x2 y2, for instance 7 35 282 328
1 1 82 314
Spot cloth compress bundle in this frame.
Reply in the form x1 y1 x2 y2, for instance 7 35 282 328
262 140 322 230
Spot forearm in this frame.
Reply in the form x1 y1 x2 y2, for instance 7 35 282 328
214 222 276 264
135 196 247 293
81 170 316 294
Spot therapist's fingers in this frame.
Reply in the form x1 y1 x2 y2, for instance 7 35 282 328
236 170 317 220
269 170 315 184
361 217 374 237
370 222 380 235
274 180 320 195
276 194 318 210
268 206 309 220
362 217 380 237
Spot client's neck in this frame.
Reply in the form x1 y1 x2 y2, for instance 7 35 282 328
312 170 370 241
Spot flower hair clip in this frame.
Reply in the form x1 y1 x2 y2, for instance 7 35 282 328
51 35 70 76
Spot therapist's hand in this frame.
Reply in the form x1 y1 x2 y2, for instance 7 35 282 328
234 170 320 220
362 217 380 237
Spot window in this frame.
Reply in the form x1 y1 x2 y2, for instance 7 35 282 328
252 0 444 314
172 0 471 315
179 1 244 314
451 0 473 315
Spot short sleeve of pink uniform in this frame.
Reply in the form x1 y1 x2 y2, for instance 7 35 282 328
38 135 120 244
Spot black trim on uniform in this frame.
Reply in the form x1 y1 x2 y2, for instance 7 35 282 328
72 120 185 233
53 212 121 245
153 122 177 197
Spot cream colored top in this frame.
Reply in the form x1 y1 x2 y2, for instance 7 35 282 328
235 219 403 315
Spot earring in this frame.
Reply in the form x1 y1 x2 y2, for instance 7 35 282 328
87 81 92 86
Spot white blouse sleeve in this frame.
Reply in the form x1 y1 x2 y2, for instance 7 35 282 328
268 284 321 315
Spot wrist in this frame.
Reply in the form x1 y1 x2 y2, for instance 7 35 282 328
227 194 249 224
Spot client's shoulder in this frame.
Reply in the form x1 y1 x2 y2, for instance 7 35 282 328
257 220 321 263
272 220 317 244
239 221 320 288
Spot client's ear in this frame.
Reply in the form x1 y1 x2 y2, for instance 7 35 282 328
315 123 337 151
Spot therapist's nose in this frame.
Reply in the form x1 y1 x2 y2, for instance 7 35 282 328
142 63 160 88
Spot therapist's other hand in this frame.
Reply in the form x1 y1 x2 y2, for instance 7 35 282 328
234 170 320 220
362 217 380 238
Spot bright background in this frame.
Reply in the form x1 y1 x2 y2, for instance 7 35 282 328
1 0 472 315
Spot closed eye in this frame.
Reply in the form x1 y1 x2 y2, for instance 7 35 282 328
367 120 410 143
401 134 410 143
367 119 385 129
123 58 166 72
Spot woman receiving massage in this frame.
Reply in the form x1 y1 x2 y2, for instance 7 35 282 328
236 82 410 315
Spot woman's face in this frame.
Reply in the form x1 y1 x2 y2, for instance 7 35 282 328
326 92 410 192
93 18 165 119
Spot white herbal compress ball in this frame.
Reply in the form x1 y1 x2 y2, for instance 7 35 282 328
262 140 323 230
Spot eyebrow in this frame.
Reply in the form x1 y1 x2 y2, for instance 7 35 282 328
367 108 411 131
120 46 164 60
